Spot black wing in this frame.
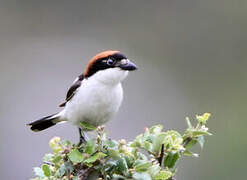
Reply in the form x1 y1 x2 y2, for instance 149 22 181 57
59 74 84 107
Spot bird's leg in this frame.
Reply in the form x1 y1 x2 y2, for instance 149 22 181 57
78 128 87 145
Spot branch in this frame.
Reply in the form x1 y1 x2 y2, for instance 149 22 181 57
31 113 212 180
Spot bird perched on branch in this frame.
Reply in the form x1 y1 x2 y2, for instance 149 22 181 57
28 50 137 144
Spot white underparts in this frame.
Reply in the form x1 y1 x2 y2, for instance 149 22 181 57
60 68 128 130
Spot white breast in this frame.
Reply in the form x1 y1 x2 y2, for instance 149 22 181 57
62 68 126 129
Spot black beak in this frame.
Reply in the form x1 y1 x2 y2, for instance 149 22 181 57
119 60 137 71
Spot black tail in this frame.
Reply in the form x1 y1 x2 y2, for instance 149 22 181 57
27 113 61 132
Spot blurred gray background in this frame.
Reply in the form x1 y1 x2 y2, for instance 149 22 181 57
0 0 246 179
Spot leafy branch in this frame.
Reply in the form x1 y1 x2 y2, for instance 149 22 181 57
31 113 212 180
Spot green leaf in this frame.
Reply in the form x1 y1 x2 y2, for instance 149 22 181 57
79 121 97 131
64 161 74 172
42 164 51 177
53 155 62 164
197 136 205 149
149 124 163 134
165 130 182 138
183 150 199 157
186 117 192 128
184 139 197 149
154 170 172 180
192 130 212 137
196 113 211 124
104 139 118 148
148 164 161 178
133 172 152 180
130 141 141 148
84 152 106 164
108 149 120 159
33 167 44 178
84 139 95 155
49 136 62 154
72 176 79 180
125 155 135 168
112 174 126 179
68 149 84 163
116 157 128 173
61 140 71 147
43 153 54 162
105 159 118 172
152 133 167 154
133 134 144 147
58 164 66 177
164 152 180 169
134 160 152 172
143 141 153 152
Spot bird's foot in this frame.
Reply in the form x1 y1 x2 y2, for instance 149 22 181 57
78 136 87 146
78 128 87 146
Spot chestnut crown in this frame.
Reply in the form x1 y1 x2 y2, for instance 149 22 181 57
84 50 137 78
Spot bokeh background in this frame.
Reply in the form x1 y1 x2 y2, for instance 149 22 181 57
0 0 246 179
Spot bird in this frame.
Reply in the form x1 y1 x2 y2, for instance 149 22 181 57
27 50 137 144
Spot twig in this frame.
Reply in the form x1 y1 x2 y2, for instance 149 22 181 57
66 170 71 180
183 137 192 147
78 167 94 180
158 144 164 165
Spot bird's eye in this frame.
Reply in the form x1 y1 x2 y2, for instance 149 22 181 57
107 58 115 65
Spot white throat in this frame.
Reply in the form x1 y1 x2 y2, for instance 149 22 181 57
90 68 129 85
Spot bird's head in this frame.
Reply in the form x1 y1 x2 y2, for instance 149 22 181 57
84 50 137 84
